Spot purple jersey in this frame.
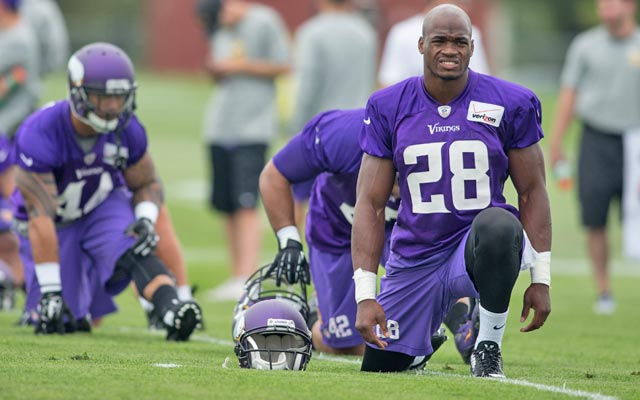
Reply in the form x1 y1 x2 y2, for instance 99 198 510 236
13 100 146 223
273 109 399 253
360 71 543 262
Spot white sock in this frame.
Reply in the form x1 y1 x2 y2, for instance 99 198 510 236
138 296 153 312
475 304 508 349
177 285 193 301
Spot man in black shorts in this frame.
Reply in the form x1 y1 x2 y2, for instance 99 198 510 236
197 0 290 301
550 0 640 314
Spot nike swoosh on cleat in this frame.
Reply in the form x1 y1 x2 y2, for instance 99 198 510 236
493 324 505 330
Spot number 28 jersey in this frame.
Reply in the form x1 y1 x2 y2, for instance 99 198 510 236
360 71 544 261
14 100 147 223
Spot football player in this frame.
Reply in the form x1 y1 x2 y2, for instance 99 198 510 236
352 5 551 377
13 42 203 340
260 109 403 356
0 134 21 310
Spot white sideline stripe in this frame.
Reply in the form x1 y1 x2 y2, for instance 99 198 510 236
118 326 618 400
153 363 181 368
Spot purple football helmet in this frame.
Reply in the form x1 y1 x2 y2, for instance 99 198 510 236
67 42 137 133
234 299 312 370
232 264 309 343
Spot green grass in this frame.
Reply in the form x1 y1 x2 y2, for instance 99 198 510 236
0 72 638 400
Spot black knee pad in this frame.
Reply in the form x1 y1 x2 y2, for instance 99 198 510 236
116 251 173 295
465 208 523 312
361 346 415 372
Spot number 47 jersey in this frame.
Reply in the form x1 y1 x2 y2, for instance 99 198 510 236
14 100 147 223
360 71 544 261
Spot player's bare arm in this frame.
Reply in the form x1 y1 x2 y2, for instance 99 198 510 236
15 168 60 263
352 154 396 349
123 152 164 207
508 143 552 332
259 160 296 231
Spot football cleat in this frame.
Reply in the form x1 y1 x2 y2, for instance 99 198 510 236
166 300 203 341
0 263 15 311
470 341 505 378
454 301 480 364
409 326 448 370
146 306 166 331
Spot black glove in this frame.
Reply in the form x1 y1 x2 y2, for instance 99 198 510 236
125 218 159 257
35 291 75 334
269 239 310 286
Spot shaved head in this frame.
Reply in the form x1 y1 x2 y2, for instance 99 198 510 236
422 4 472 36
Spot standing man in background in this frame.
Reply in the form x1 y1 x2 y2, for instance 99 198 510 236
197 0 290 301
289 0 378 227
378 0 489 87
0 0 39 136
0 0 39 308
290 0 377 134
550 0 640 315
20 0 69 77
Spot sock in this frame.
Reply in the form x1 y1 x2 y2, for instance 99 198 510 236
150 285 179 326
177 285 193 301
475 303 508 348
138 296 154 312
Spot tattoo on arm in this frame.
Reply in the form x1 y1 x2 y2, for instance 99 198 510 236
123 152 165 206
16 169 58 219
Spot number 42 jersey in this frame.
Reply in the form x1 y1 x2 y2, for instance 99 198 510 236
360 70 544 261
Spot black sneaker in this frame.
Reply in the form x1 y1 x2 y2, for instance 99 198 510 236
166 300 203 341
146 306 166 331
409 327 448 370
470 341 505 378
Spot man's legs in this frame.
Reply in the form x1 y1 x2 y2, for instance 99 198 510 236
465 207 523 377
207 144 266 301
578 125 622 314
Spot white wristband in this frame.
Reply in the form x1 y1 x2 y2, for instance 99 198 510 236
135 201 159 224
35 262 61 293
276 225 301 249
530 251 551 286
353 268 377 303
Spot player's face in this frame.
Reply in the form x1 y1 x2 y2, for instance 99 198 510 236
87 93 126 121
419 15 473 81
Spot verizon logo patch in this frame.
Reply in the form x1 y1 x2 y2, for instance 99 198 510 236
467 101 504 127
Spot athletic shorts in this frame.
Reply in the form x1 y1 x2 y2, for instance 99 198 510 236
308 237 391 349
21 188 135 320
578 124 623 228
208 144 267 214
375 229 535 357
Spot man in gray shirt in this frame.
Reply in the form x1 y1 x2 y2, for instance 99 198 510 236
198 0 290 301
550 0 640 315
0 0 39 135
290 0 377 134
20 0 69 77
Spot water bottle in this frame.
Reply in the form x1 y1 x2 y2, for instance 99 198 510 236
553 159 573 191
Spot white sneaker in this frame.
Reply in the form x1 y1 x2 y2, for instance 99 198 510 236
205 277 246 302
593 294 616 315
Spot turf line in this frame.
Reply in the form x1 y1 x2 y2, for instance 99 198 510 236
118 326 619 400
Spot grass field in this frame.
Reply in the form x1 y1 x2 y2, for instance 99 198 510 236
0 72 638 400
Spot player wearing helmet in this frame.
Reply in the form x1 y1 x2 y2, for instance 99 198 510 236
13 42 203 340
